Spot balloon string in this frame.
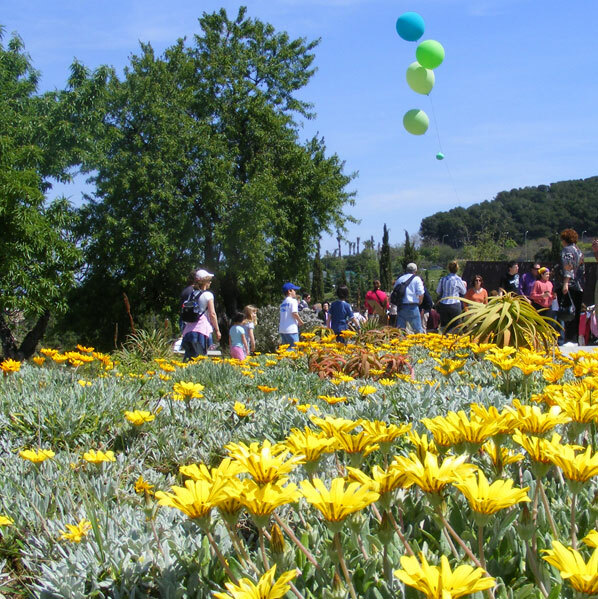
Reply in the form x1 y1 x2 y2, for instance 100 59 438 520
427 94 444 152
427 94 462 205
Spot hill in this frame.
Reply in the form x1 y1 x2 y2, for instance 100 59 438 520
419 176 598 247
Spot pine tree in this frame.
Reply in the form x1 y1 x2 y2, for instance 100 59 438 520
379 224 392 290
401 230 419 271
311 242 324 301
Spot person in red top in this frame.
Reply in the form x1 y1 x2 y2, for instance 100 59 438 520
529 267 556 313
365 280 389 324
464 275 488 305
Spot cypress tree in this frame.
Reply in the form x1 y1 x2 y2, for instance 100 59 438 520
311 242 324 301
401 230 419 272
379 224 392 290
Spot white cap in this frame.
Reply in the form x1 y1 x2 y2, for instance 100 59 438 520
406 263 417 273
196 269 214 279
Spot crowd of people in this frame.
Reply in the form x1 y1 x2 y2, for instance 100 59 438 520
178 228 595 359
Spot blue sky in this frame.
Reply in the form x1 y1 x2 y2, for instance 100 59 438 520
4 0 598 254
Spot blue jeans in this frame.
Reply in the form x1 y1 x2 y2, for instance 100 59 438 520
397 304 424 334
182 332 209 361
280 332 299 349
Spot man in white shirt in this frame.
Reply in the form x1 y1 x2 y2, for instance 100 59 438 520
393 263 425 334
279 282 304 348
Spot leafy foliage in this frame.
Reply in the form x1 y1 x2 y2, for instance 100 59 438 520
69 8 355 348
0 30 88 359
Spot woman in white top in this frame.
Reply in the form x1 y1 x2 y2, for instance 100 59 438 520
181 269 221 360
242 305 258 354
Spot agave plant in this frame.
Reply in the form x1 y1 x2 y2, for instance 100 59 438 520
449 293 559 350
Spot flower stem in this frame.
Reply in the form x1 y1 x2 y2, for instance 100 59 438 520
386 509 415 556
334 532 358 599
571 493 577 549
206 529 238 584
273 513 321 569
537 479 559 539
223 520 253 571
259 528 270 570
524 541 549 599
436 509 483 569
478 523 486 570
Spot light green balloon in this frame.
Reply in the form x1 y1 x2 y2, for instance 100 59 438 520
406 61 435 95
403 109 429 135
416 40 445 69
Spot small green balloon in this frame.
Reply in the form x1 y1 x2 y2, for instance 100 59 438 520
403 109 429 136
436 152 445 160
406 61 435 95
416 40 445 69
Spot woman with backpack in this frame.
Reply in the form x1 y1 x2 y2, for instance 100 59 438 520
180 269 221 361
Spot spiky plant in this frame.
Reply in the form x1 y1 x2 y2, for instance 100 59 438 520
449 293 559 351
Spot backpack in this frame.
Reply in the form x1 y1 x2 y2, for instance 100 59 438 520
181 290 206 323
390 275 416 306
421 288 434 312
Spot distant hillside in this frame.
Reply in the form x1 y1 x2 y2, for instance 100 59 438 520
419 176 598 247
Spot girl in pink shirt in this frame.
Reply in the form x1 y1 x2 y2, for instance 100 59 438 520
530 267 556 310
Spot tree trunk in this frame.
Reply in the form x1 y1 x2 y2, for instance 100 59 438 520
0 310 50 361
0 311 19 359
18 311 51 360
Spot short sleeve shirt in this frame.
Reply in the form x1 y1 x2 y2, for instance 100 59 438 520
279 297 299 334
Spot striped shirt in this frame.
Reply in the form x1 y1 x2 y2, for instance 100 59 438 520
436 274 466 305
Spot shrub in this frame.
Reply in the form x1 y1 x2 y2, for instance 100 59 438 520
450 293 559 351
112 328 175 372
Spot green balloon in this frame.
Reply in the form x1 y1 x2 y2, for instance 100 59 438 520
416 40 445 69
403 109 429 135
406 61 435 95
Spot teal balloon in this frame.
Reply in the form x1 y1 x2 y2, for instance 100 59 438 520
416 40 445 69
406 62 435 95
396 12 425 42
436 152 445 160
403 109 429 136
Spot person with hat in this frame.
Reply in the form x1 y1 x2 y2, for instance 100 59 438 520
279 282 304 349
180 269 221 360
529 267 556 318
394 263 425 334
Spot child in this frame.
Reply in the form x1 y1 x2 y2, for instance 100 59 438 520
329 285 359 343
242 305 258 354
229 313 249 360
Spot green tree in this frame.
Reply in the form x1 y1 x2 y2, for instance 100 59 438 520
72 8 355 346
379 223 392 290
401 230 418 272
0 30 86 359
462 231 516 261
311 242 324 302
